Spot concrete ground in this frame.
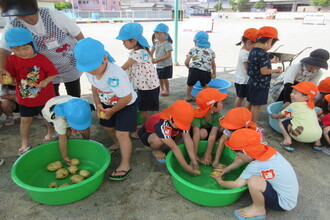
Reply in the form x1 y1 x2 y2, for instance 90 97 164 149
0 19 330 220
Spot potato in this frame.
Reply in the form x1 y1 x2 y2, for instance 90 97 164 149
70 174 85 183
210 169 222 178
70 158 80 166
59 183 70 187
68 165 79 174
2 75 12 84
100 111 106 119
47 161 62 171
79 169 91 178
48 182 58 188
55 168 69 179
215 163 227 170
193 169 202 175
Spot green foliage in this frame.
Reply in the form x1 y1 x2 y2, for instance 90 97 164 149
54 2 72 10
229 0 237 11
236 0 251 11
254 0 266 10
214 2 223 11
312 0 330 6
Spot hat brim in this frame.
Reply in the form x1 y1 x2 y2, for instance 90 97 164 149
173 117 190 131
220 119 243 130
301 57 328 70
194 107 211 118
76 58 103 72
67 117 92 131
1 5 37 17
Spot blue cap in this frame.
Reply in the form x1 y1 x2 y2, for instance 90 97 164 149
5 27 38 52
74 38 115 72
154 23 169 33
194 31 210 48
116 23 150 48
54 98 92 130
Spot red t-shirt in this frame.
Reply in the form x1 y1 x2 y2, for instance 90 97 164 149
6 53 58 107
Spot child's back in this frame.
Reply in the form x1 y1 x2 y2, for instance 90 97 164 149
187 46 215 73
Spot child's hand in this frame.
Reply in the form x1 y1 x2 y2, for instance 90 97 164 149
63 156 71 166
276 66 283 73
152 58 158 64
37 80 48 88
211 73 216 79
200 153 212 165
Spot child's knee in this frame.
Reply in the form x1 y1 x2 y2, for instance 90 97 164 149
247 175 266 189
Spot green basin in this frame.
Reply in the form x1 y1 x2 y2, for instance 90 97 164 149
11 139 111 205
166 141 248 206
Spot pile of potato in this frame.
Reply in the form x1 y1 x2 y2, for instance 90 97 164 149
46 158 92 188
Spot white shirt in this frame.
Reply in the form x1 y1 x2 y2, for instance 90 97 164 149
234 48 250 84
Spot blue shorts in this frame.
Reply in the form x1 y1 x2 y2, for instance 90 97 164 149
19 104 44 117
263 181 286 211
247 85 269 106
99 101 137 132
137 125 152 147
235 83 248 98
157 65 173 79
187 68 211 87
138 87 160 111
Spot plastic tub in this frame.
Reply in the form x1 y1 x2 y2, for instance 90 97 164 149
11 139 111 205
267 101 321 134
166 141 247 206
191 78 231 97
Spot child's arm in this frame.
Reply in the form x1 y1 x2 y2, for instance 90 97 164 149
212 134 229 167
212 176 247 189
211 58 216 77
192 126 201 156
58 134 71 165
121 58 136 71
182 132 199 169
103 94 132 120
153 51 172 64
37 75 57 88
201 126 219 165
270 112 285 119
260 66 283 75
184 56 191 69
0 93 16 101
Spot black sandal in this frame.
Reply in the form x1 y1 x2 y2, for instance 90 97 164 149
109 169 131 181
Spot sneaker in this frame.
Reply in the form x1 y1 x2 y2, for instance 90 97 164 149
322 146 330 156
313 145 323 151
4 117 14 126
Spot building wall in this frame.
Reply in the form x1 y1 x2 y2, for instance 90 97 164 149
72 0 120 11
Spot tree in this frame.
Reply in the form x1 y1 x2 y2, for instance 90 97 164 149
54 2 72 10
254 0 266 10
229 0 237 11
312 0 330 7
236 0 251 12
214 2 223 11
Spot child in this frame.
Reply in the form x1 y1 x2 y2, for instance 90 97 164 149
212 107 263 168
137 100 198 175
151 23 173 97
234 28 258 108
320 94 330 155
116 23 160 138
0 84 18 127
74 38 138 181
192 88 227 165
246 26 283 123
271 81 322 152
1 27 58 155
315 77 330 110
42 96 94 165
184 31 216 102
212 128 298 219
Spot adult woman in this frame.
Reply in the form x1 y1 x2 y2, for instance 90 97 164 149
0 0 84 97
270 48 329 109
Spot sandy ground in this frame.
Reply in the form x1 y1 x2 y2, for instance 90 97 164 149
0 19 330 220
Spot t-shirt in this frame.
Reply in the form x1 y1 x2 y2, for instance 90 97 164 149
281 102 322 142
127 49 159 90
191 112 222 129
6 53 58 107
152 41 173 68
85 62 137 106
187 46 216 72
145 113 189 139
239 152 299 211
42 95 77 135
234 49 250 84
247 47 271 89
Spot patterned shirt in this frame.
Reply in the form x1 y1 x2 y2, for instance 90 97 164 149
247 47 271 89
187 46 216 72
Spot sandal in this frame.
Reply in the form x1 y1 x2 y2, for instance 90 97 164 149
18 147 31 157
43 134 58 143
313 145 322 151
280 142 294 152
109 169 131 181
152 151 166 163
185 98 195 103
130 129 140 139
4 117 14 126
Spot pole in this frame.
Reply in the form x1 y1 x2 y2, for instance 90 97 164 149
174 0 179 65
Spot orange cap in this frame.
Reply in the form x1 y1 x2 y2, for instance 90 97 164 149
225 128 277 161
159 100 195 130
257 26 279 40
243 28 258 42
318 77 330 93
325 94 330 103
195 88 227 118
220 107 256 130
291 81 318 109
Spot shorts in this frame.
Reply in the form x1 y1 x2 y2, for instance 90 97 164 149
137 126 152 147
99 101 137 132
187 68 211 87
246 85 269 106
235 83 248 98
19 104 44 117
138 87 160 111
157 65 173 79
281 119 292 134
263 181 286 211
53 78 81 98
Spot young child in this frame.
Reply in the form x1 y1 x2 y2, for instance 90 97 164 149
1 27 58 155
212 128 298 219
212 107 263 168
184 31 216 102
192 88 227 165
137 100 198 175
74 37 138 181
315 77 330 110
0 84 18 127
246 26 283 123
116 23 160 138
271 81 322 152
42 96 94 165
151 23 173 97
234 28 258 108
320 94 330 155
